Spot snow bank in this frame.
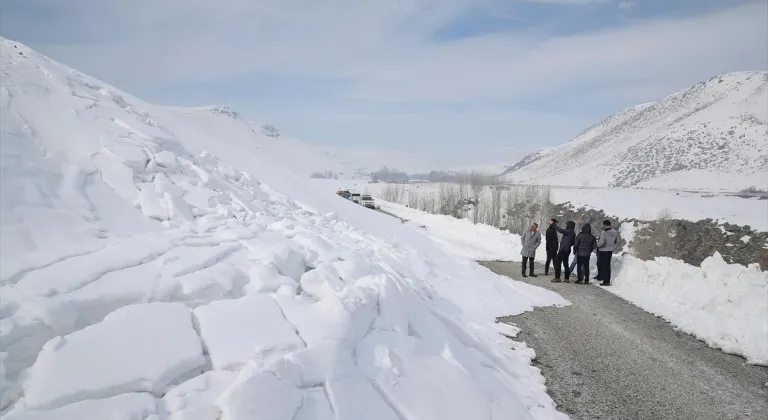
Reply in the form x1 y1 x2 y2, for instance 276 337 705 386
378 201 534 262
0 37 568 420
610 253 768 365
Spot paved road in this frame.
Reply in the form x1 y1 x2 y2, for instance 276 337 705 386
481 261 768 420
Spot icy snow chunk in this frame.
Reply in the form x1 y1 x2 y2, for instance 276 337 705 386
178 263 247 301
92 150 140 203
24 303 205 410
300 264 344 300
164 191 194 222
139 185 168 220
2 393 156 420
162 370 236 420
194 294 304 370
245 263 296 294
103 144 147 171
293 387 335 420
273 344 400 420
243 232 306 280
217 371 302 420
154 150 178 170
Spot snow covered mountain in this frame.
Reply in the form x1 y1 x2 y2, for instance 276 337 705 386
0 38 568 419
502 72 768 191
167 105 372 178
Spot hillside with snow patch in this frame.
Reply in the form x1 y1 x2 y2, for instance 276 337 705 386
0 37 570 420
502 72 768 191
166 105 373 178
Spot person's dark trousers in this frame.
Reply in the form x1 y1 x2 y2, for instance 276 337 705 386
521 257 534 276
554 250 571 279
597 251 613 284
545 250 556 275
576 255 590 282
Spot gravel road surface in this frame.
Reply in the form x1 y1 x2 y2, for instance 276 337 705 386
481 260 768 420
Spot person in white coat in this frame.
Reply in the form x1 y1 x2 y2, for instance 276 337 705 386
520 223 541 277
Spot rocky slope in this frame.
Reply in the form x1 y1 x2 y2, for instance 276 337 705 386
502 72 768 191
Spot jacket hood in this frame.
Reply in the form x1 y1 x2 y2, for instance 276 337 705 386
566 221 576 230
581 223 591 233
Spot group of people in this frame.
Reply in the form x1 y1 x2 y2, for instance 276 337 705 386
519 218 618 286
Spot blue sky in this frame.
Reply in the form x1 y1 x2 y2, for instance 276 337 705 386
2 0 766 171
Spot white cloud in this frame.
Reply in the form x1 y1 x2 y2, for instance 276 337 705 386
519 0 611 3
27 0 767 106
618 0 635 10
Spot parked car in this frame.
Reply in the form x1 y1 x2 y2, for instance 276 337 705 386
350 193 361 203
360 195 375 209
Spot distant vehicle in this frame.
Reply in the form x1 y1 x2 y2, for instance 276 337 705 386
360 195 375 209
350 193 361 203
341 191 351 199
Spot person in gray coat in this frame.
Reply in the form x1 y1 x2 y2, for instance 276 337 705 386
596 220 619 286
520 223 541 277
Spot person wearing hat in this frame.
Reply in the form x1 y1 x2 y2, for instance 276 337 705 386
544 218 559 276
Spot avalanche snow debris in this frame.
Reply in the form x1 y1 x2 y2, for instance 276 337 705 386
0 36 568 420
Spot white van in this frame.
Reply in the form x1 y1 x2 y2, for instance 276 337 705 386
360 195 375 209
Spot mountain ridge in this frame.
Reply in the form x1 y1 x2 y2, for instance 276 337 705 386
502 71 768 191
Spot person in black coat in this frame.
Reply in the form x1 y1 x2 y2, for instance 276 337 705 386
549 220 576 282
572 223 597 284
544 218 559 275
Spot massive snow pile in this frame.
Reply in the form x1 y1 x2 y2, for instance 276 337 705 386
502 71 768 191
0 37 569 419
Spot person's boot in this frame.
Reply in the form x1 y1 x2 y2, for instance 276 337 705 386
529 270 537 277
521 273 528 278
575 278 583 284
551 277 561 283
563 278 570 283
600 281 610 286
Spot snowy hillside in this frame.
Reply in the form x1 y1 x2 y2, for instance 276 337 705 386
0 37 570 419
167 106 371 178
502 72 768 191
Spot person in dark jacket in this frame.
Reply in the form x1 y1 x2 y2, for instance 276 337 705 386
544 218 559 275
572 223 597 284
596 220 619 286
549 220 576 282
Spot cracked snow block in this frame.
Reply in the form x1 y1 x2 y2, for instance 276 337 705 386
23 303 205 410
3 393 156 420
245 263 296 294
243 232 307 281
194 294 304 371
153 151 178 170
217 371 301 420
162 370 237 420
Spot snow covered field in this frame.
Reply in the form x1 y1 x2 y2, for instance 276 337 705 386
314 180 768 232
376 203 768 366
0 38 572 419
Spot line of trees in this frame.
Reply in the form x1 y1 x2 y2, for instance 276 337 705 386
309 170 338 179
380 181 552 233
372 167 500 184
